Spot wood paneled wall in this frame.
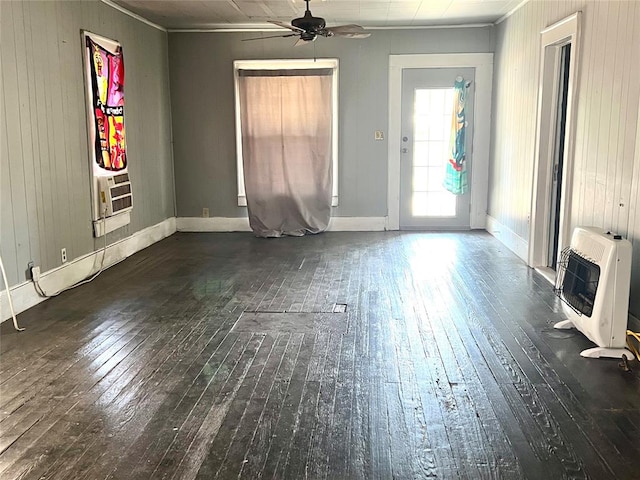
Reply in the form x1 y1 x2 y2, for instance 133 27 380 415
490 0 640 314
0 1 175 287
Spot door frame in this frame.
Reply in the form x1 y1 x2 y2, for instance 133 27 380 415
387 53 493 230
528 13 581 269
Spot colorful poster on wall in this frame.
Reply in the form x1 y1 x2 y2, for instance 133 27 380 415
86 37 127 171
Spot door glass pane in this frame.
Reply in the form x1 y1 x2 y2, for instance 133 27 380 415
414 116 430 142
427 141 447 167
412 167 429 191
413 142 429 166
411 88 456 217
412 192 456 217
412 192 429 216
428 192 457 216
427 167 445 190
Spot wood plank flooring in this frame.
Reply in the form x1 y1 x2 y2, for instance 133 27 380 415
2 231 640 479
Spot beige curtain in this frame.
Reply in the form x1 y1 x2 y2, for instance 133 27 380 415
238 69 333 237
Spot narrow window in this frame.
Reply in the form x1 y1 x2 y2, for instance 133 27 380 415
412 88 457 217
234 60 339 209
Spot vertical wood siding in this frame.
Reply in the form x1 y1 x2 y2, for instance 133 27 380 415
490 0 640 314
0 1 175 287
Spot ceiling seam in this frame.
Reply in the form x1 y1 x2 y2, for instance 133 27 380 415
494 0 531 25
100 0 167 32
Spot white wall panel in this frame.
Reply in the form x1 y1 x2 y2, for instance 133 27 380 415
490 0 640 314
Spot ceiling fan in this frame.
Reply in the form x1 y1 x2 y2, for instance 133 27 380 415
245 0 371 46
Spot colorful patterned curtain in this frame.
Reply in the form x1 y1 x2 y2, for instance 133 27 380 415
443 77 469 195
87 37 127 171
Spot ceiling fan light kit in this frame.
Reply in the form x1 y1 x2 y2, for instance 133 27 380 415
244 0 371 45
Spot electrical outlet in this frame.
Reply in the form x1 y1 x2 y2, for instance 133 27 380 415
31 266 40 282
202 208 210 218
61 248 67 263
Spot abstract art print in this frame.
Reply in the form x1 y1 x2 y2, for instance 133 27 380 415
86 36 127 172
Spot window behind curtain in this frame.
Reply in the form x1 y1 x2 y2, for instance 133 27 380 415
234 59 339 208
234 60 338 237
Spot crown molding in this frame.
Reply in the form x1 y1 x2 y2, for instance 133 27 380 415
100 0 166 32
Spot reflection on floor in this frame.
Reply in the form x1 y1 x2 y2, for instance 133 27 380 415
2 231 640 479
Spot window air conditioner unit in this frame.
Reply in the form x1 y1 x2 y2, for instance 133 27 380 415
98 173 133 217
554 226 634 360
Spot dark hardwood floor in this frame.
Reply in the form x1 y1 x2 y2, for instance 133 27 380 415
2 231 640 479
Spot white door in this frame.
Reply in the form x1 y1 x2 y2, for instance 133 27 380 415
400 68 475 230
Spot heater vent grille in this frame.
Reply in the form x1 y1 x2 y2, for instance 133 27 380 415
554 247 600 317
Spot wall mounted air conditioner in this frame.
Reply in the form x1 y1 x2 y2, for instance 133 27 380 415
98 173 133 217
554 226 634 360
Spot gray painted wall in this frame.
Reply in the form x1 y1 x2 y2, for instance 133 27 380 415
0 1 175 287
489 0 640 315
168 27 494 218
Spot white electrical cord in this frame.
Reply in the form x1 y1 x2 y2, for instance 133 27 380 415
34 209 109 298
0 255 25 331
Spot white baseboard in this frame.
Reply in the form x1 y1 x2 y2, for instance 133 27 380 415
1 217 176 323
176 216 388 232
176 217 251 232
327 217 387 231
486 214 528 261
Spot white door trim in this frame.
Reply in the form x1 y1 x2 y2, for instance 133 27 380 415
387 53 493 230
528 12 582 267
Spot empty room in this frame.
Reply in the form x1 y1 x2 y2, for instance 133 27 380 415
2 0 640 478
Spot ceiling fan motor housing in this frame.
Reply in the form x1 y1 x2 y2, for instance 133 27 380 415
292 11 326 33
252 0 370 43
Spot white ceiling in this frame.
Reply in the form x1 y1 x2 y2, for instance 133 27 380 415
110 0 525 30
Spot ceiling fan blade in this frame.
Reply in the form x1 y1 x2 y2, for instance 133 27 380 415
324 24 371 38
242 33 299 41
268 20 305 33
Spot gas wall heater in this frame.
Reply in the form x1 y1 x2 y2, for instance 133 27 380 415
554 226 634 360
98 173 133 217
